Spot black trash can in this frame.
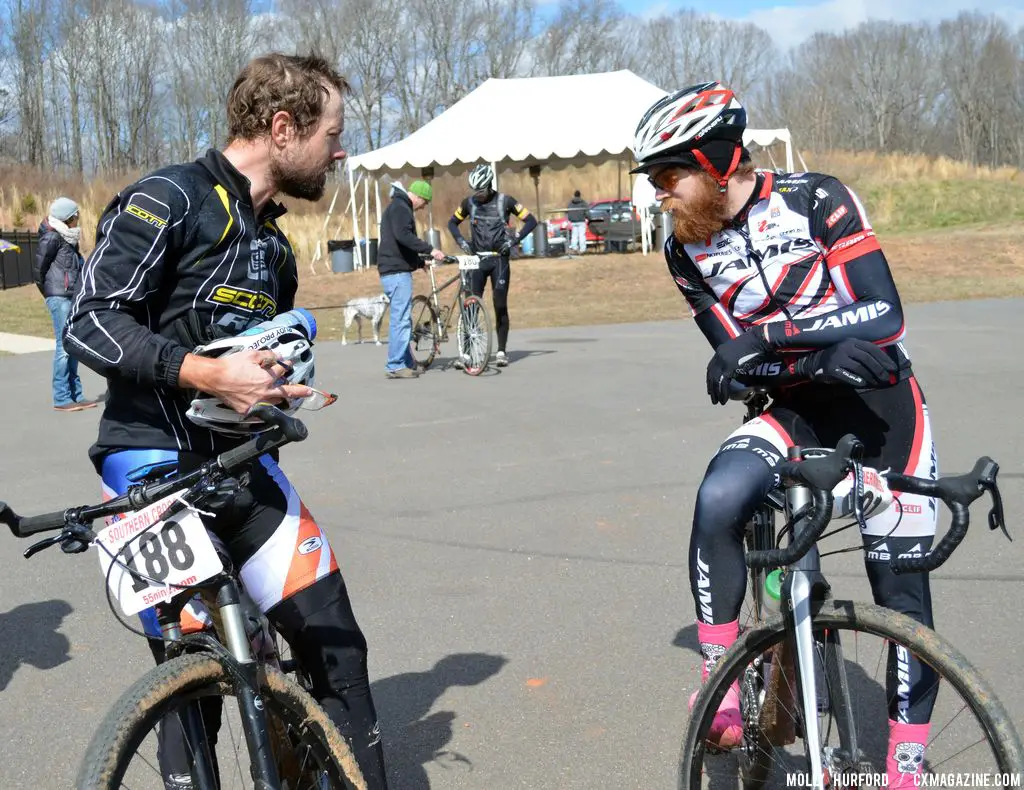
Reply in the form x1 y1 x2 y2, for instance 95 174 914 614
327 239 355 273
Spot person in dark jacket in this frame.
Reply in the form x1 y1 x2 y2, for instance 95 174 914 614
566 189 589 254
33 197 96 411
377 180 444 379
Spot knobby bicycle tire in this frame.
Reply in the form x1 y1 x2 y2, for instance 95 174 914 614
458 295 492 375
679 599 1024 790
77 652 367 790
410 295 439 369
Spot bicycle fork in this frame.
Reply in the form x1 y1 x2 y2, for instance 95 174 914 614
159 578 281 790
782 450 860 788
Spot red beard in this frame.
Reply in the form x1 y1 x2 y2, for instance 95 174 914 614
663 173 728 245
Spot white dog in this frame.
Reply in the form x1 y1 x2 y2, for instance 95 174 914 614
341 293 390 346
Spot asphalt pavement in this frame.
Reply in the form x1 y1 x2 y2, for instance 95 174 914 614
0 299 1021 789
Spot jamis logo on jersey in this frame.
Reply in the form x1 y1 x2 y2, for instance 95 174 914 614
825 205 848 228
207 285 277 317
805 300 890 332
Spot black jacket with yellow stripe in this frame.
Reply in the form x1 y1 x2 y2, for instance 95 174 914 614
66 149 298 464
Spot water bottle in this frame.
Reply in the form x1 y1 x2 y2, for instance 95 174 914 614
763 569 783 615
238 308 317 342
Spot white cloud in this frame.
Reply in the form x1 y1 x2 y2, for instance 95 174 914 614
742 0 1024 50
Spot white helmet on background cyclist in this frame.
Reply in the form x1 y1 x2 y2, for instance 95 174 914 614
185 309 317 437
631 81 748 191
468 163 494 191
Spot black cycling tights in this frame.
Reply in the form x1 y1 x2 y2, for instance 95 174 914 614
150 573 388 790
470 254 510 352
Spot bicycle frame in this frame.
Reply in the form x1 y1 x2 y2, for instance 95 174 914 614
423 263 473 342
776 446 845 790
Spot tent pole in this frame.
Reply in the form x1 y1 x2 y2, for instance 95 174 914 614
362 177 370 270
311 185 339 274
348 165 361 270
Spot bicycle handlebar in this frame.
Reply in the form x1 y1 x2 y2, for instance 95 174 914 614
2 403 308 545
745 433 1007 574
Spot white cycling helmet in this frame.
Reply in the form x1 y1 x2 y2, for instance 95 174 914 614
631 81 747 189
185 309 317 437
468 163 494 191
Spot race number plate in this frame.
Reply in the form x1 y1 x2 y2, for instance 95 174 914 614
95 495 223 616
457 255 480 270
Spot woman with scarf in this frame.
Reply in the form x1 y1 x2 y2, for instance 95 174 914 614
33 197 97 411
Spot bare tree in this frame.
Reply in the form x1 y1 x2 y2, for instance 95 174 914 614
473 0 537 81
764 32 847 153
387 13 438 139
340 0 399 151
165 0 258 153
937 13 1010 165
49 0 89 173
78 0 162 171
530 0 626 76
277 0 346 66
7 0 52 166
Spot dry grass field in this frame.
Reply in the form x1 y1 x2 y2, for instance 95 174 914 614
2 150 1022 341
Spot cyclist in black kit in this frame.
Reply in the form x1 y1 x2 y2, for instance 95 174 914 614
65 54 389 789
632 82 936 788
448 163 537 368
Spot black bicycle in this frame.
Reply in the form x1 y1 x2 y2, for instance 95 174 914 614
2 405 366 790
680 389 1024 788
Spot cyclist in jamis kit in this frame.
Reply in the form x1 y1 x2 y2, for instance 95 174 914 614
631 82 938 788
65 53 391 789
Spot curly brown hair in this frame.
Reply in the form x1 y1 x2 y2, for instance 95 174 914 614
227 53 350 142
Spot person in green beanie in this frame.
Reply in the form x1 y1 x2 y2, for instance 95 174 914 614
377 180 445 378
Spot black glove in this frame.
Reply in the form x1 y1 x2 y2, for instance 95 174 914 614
794 339 897 388
500 234 518 255
458 238 472 254
706 328 772 406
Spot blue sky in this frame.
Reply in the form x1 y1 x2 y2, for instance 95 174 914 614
612 0 1024 49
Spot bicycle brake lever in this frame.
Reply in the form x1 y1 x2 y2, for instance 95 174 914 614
976 457 1009 541
24 533 66 559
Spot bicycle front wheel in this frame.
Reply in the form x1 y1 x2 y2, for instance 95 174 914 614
680 599 1023 790
457 295 492 375
410 295 439 368
77 653 366 790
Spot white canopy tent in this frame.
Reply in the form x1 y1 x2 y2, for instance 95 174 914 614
317 72 802 267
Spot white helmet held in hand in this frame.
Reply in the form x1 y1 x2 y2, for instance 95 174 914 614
468 163 494 191
185 309 317 437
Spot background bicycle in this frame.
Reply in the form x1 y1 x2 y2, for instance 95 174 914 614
410 253 494 375
2 405 366 790
681 426 1024 789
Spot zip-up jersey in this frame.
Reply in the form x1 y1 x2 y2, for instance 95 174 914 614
667 170 911 387
66 149 298 466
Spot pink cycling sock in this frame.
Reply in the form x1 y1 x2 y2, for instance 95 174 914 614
887 720 930 788
696 620 739 682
